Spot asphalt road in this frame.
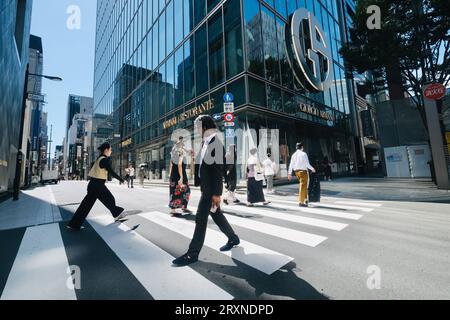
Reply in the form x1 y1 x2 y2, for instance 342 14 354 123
1 180 449 300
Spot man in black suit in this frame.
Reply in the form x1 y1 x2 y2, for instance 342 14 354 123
172 115 240 266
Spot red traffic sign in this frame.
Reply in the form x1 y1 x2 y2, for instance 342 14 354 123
224 113 235 122
424 83 446 100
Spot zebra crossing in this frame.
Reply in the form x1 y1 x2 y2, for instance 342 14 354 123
0 196 380 300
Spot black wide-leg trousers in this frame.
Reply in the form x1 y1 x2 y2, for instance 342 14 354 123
68 179 124 228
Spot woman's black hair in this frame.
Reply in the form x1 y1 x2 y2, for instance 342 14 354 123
98 142 111 153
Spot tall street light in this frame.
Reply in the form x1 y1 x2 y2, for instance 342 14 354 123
13 65 62 201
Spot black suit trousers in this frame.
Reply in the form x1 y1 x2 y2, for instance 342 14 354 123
187 193 238 257
68 179 124 228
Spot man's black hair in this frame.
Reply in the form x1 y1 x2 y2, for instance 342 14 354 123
296 142 304 150
196 114 217 131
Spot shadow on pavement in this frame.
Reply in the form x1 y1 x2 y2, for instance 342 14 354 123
198 259 329 300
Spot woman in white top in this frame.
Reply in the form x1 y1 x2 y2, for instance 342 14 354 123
246 148 270 207
262 153 277 193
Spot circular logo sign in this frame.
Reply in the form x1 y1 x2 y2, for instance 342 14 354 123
224 113 235 122
424 83 446 100
286 8 333 92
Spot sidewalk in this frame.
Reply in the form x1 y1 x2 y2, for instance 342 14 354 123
0 185 62 231
127 176 450 203
276 177 450 203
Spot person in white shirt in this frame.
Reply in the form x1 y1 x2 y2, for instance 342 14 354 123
288 142 316 207
262 153 277 193
125 164 135 188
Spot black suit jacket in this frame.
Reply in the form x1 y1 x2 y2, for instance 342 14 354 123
194 136 225 197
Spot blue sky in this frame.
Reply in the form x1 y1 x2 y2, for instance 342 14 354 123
31 0 97 155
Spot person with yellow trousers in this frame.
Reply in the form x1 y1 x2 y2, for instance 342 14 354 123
288 142 316 207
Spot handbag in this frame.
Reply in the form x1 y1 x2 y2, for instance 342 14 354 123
254 162 264 181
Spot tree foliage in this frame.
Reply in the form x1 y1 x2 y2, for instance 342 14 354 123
340 0 449 127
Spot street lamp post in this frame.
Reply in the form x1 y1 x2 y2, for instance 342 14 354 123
13 65 62 201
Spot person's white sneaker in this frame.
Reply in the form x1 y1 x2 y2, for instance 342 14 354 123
114 211 128 222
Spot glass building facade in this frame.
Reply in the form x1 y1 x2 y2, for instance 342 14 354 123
94 0 358 180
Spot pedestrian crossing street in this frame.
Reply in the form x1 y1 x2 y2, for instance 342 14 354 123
0 195 381 300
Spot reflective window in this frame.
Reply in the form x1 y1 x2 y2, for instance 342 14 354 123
152 26 158 69
248 76 267 107
195 24 208 95
184 0 194 38
145 77 153 124
160 63 166 116
153 0 159 23
227 77 246 107
166 55 175 111
159 0 166 14
209 86 225 115
261 5 280 83
166 1 174 55
275 0 287 18
174 46 184 106
243 0 264 77
207 0 220 12
159 13 166 64
183 37 195 101
194 0 206 26
262 0 275 9
224 0 244 79
267 84 282 112
208 11 224 89
276 17 293 89
287 0 298 16
174 0 184 47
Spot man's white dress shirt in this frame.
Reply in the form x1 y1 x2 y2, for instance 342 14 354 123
288 150 314 174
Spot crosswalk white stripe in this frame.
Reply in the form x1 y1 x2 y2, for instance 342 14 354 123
1 223 77 300
87 215 233 300
334 201 382 207
309 203 374 212
140 211 293 275
268 198 373 212
267 203 363 220
191 208 327 247
222 205 348 231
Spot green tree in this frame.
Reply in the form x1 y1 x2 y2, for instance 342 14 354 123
340 0 449 128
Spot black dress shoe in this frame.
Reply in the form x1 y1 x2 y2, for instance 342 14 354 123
66 225 85 231
220 238 240 252
172 254 198 266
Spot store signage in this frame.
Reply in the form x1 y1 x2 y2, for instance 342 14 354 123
224 102 234 113
424 83 446 100
163 99 215 129
299 102 335 121
224 113 235 122
286 8 333 92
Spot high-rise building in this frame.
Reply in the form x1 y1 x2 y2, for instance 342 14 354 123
66 95 94 136
94 0 364 180
0 0 33 193
26 34 46 183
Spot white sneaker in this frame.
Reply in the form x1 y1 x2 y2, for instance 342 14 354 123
114 211 128 222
